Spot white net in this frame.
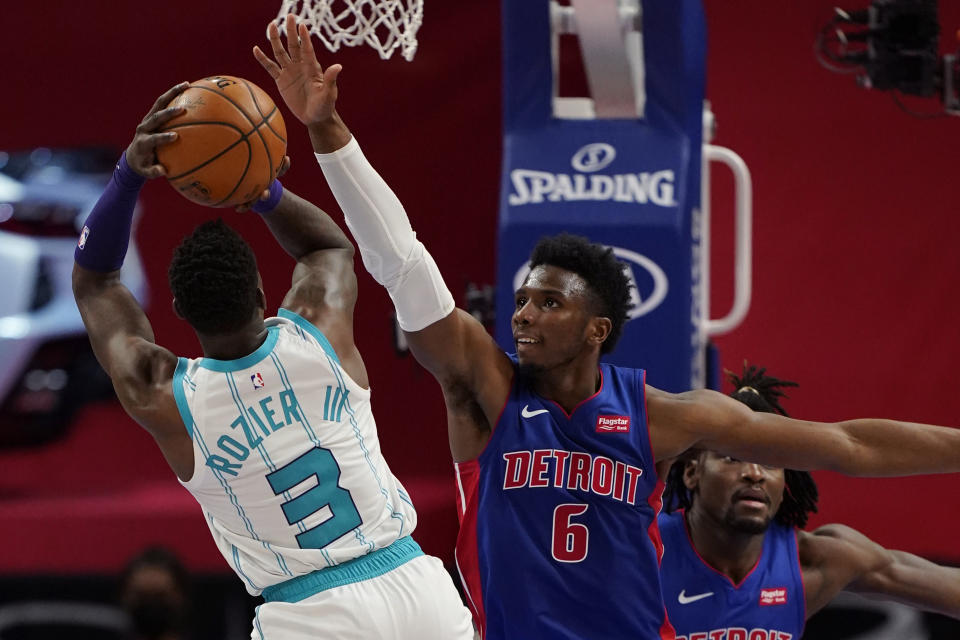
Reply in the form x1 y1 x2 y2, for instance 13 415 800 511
276 0 423 61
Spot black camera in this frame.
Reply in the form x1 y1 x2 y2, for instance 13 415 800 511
817 0 960 115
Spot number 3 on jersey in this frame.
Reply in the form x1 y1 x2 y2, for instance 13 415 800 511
266 446 362 549
552 503 589 562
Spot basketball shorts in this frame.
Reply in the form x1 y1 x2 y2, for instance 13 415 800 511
250 554 474 640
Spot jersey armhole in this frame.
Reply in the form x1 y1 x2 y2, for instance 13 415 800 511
459 361 516 465
638 368 660 476
794 528 808 633
172 357 195 439
277 307 341 366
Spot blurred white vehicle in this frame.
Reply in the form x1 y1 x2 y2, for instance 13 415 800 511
0 148 147 447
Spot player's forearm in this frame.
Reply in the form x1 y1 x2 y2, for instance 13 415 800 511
73 153 143 274
835 418 960 476
259 188 353 260
307 112 352 154
852 551 960 619
313 133 453 332
72 265 156 373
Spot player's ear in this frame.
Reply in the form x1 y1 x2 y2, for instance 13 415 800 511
587 316 612 347
256 286 267 312
683 458 701 491
172 298 185 320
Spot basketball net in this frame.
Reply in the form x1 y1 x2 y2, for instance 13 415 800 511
276 0 423 61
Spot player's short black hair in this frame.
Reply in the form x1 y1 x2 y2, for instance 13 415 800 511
528 233 632 354
662 363 820 529
168 219 260 334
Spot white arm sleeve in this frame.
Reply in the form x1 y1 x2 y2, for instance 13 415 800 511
315 137 455 332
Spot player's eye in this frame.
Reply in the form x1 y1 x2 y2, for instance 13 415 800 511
515 297 527 309
723 455 742 464
544 297 558 308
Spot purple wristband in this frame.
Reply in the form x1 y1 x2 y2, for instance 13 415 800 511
74 152 144 272
252 179 284 214
115 152 147 190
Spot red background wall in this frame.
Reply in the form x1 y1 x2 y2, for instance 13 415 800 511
0 0 957 571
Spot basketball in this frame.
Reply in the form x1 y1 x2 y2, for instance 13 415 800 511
157 75 286 208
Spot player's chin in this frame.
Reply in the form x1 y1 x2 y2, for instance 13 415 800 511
516 355 545 378
727 512 772 535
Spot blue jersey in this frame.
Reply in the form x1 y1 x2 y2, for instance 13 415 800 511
454 360 674 639
658 511 806 640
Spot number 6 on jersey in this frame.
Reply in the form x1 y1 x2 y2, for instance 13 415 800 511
552 504 590 563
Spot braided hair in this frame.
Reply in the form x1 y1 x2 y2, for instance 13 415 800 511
662 363 819 528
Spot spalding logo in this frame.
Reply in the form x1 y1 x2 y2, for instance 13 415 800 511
508 142 677 208
571 143 616 173
512 246 668 320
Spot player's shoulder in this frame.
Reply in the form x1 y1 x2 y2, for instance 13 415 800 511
656 509 685 534
115 336 178 391
798 523 876 569
601 361 645 379
269 309 340 355
111 336 180 429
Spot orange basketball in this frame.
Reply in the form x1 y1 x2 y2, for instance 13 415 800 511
157 75 286 208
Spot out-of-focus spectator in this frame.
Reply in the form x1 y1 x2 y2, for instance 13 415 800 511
119 547 190 640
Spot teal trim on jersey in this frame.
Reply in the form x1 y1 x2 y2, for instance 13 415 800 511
261 537 423 603
198 326 280 372
224 372 295 578
268 350 334 568
277 308 340 365
172 358 195 438
232 544 260 592
324 351 404 541
253 606 266 640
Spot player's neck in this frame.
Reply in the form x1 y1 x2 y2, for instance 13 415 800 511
197 319 269 361
685 507 765 586
530 358 601 414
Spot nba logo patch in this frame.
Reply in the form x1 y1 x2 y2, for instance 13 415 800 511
78 225 90 249
251 372 265 389
596 415 630 433
759 587 787 606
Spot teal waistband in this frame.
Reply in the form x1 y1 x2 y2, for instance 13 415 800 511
262 537 423 603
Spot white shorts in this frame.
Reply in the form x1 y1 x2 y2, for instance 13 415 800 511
250 554 475 640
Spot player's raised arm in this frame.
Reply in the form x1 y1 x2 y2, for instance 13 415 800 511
646 385 960 476
72 83 188 433
249 175 368 388
254 16 512 457
799 524 960 618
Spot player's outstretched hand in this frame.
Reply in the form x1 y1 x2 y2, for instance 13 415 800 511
253 14 342 126
235 156 291 213
125 82 189 179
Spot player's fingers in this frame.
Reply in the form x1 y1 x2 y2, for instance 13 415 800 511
150 131 178 149
149 106 186 130
268 19 291 65
285 14 302 62
253 47 281 78
142 164 167 179
137 106 183 135
324 64 342 88
298 23 317 61
150 81 190 115
277 155 291 177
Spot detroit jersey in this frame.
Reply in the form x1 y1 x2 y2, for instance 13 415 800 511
172 309 417 595
454 360 674 639
658 511 806 640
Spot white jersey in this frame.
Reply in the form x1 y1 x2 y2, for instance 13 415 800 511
172 309 417 595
